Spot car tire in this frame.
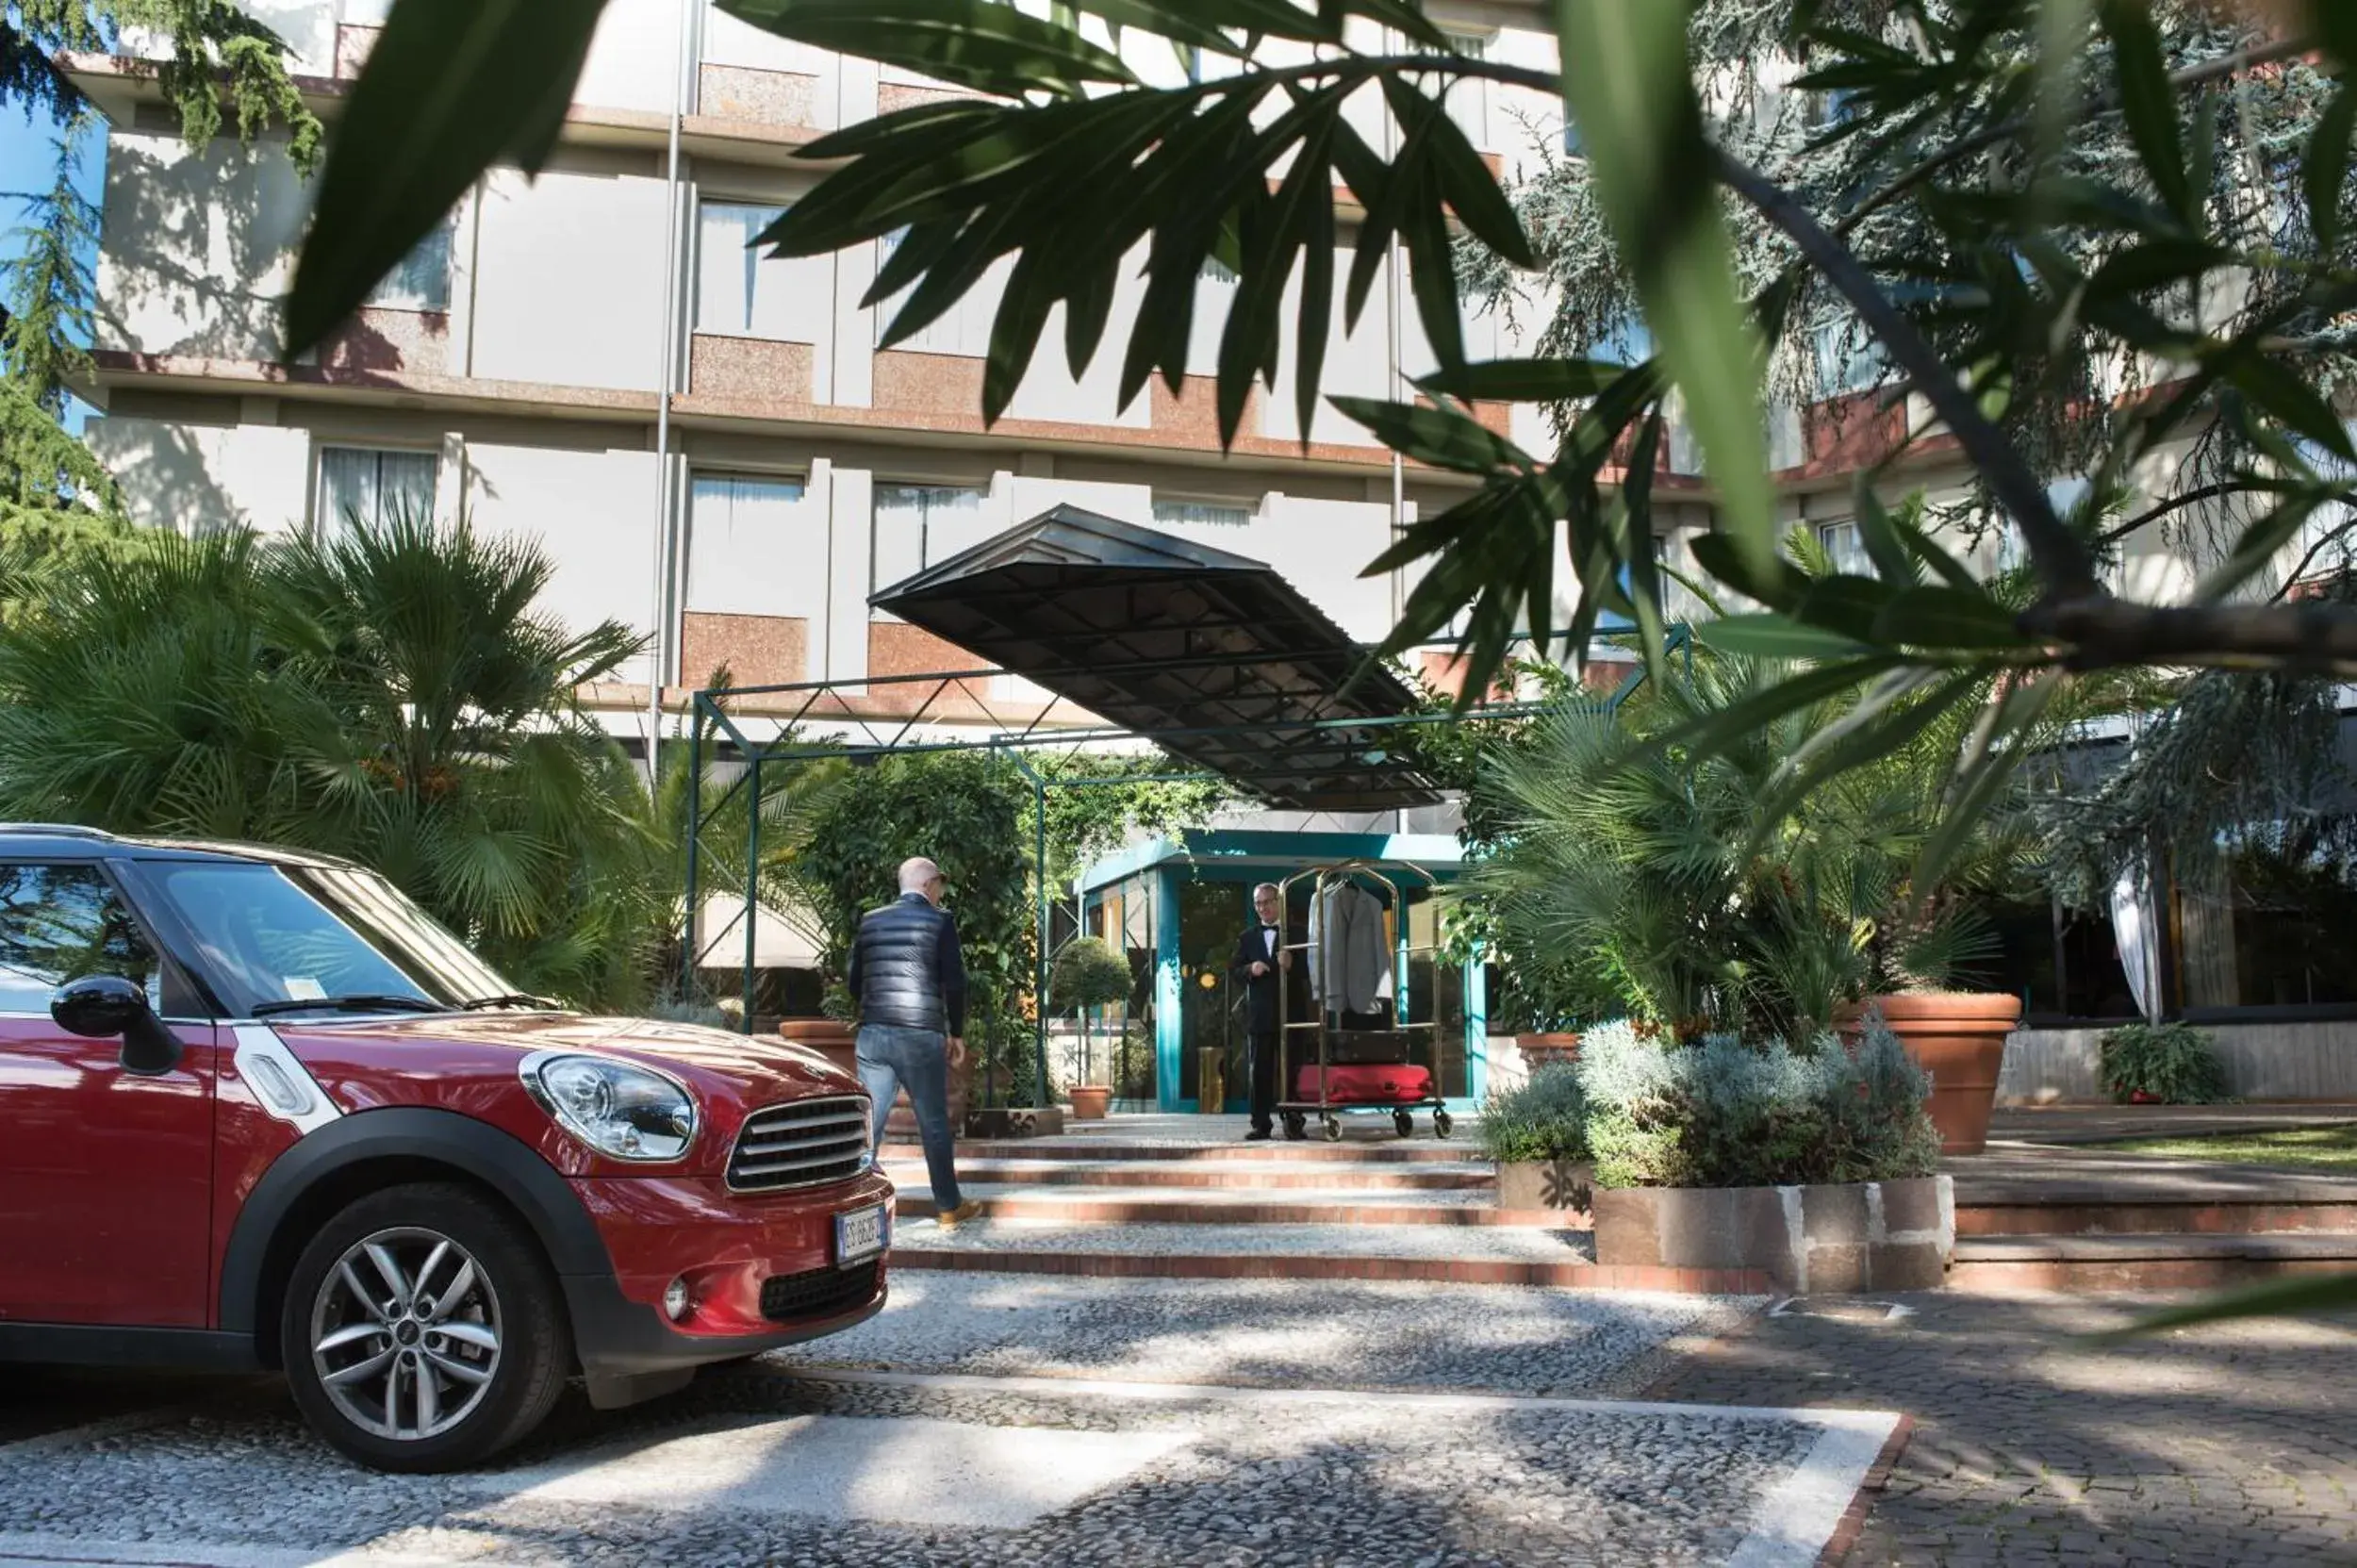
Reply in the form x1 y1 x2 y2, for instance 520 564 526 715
281 1182 570 1473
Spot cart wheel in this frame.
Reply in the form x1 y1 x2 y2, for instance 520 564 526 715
1281 1113 1307 1141
1393 1109 1414 1139
1433 1110 1455 1140
1321 1114 1343 1143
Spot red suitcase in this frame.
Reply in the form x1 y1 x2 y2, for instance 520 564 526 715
1294 1063 1434 1105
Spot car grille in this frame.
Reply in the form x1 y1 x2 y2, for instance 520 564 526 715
727 1095 872 1193
761 1260 882 1325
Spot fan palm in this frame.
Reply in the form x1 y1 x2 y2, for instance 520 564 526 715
0 512 665 1008
1469 637 2048 1040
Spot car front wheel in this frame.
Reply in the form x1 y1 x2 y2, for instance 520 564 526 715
282 1182 570 1473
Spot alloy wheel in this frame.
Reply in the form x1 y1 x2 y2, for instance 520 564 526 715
307 1225 504 1444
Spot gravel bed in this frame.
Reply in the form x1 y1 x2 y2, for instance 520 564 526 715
0 1369 1816 1568
774 1271 1755 1398
897 1217 1597 1261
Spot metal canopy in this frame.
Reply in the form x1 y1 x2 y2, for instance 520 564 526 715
871 505 1444 809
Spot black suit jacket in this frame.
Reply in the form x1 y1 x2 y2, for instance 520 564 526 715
1229 923 1285 1036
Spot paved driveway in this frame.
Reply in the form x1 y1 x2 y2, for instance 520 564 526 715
1646 1291 2357 1566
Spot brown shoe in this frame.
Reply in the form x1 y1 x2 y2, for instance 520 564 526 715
936 1199 985 1229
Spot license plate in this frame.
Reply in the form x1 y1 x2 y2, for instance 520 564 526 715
834 1204 887 1267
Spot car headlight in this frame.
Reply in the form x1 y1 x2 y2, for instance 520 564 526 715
520 1052 697 1163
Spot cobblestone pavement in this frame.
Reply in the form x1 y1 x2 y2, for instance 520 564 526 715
775 1271 1750 1396
0 1369 1856 1568
0 1277 1890 1568
1642 1291 2357 1566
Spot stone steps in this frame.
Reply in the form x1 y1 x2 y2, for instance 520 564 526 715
1950 1231 2357 1292
1956 1198 2357 1237
894 1137 1475 1164
889 1182 1578 1228
884 1217 1767 1293
884 1156 1496 1193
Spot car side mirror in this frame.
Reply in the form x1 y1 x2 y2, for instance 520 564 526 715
52 975 183 1077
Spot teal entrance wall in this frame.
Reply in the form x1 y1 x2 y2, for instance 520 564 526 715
1080 829 1483 1115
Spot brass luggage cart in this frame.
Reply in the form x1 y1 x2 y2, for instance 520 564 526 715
1272 860 1454 1142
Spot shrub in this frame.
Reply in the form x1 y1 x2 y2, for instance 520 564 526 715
1477 1065 1590 1164
2099 1023 2230 1105
1050 936 1132 1013
1574 1015 1938 1189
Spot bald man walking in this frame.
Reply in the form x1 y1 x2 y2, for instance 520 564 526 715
845 856 982 1227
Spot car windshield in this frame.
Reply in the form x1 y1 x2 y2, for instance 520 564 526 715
140 859 521 1018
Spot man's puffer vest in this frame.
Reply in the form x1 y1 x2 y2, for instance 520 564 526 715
853 897 950 1032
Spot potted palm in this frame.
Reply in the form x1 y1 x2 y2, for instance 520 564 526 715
1050 936 1131 1120
1466 640 2046 1159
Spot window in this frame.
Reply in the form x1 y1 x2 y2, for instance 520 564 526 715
364 220 453 312
1996 520 2030 575
687 473 811 613
1816 520 1871 575
697 202 832 342
0 864 165 1015
139 859 517 1017
1812 319 1881 394
875 230 997 356
873 484 988 595
1592 316 1653 366
1440 29 1493 150
317 446 439 536
1155 498 1253 529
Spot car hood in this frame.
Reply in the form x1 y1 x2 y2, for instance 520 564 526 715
271 1011 863 1138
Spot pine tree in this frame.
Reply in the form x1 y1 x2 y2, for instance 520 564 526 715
0 3 320 560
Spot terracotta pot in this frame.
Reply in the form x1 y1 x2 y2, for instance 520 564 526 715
776 1017 858 1081
1838 993 2022 1157
1069 1085 1113 1120
1515 1032 1582 1072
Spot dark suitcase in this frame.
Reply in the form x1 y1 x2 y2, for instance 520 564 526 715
1295 1063 1434 1105
1320 1028 1414 1065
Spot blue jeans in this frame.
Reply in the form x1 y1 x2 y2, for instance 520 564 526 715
857 1023 962 1211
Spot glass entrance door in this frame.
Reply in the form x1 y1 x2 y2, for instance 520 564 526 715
1176 880 1247 1110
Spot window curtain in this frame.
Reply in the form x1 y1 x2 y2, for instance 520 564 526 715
318 448 438 537
686 474 808 615
365 222 453 311
876 230 998 355
699 203 833 343
2110 863 2162 1023
872 485 985 595
1153 499 1253 529
697 204 779 336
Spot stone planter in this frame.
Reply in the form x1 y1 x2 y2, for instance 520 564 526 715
1495 1158 1593 1215
965 1105 1066 1138
1515 1032 1582 1072
1068 1085 1113 1120
776 1017 858 1080
1839 993 2023 1156
1592 1176 1954 1294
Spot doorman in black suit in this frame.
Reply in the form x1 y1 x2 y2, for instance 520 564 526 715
1228 882 1290 1141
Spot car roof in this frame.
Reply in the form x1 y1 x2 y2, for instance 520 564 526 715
0 824 364 871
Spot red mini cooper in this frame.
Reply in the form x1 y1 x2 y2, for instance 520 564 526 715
0 826 892 1471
